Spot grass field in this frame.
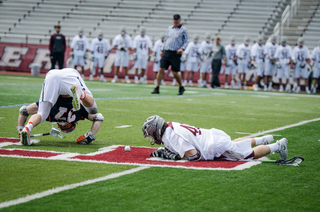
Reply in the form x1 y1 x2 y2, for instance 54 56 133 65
0 74 319 211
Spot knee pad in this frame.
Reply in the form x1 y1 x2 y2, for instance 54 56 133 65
93 113 104 122
19 106 29 116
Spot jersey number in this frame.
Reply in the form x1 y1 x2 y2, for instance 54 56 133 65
180 124 202 136
54 107 76 122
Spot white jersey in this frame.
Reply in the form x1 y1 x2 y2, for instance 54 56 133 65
153 39 164 61
225 44 238 65
251 43 265 64
71 35 89 56
264 42 278 61
112 34 132 52
236 43 251 64
162 122 216 160
199 41 213 56
311 46 320 68
184 42 200 63
133 35 152 56
90 38 111 58
274 45 293 64
293 45 310 63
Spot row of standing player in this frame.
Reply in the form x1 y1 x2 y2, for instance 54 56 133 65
70 26 320 94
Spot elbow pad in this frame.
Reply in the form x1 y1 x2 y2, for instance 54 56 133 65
93 113 104 121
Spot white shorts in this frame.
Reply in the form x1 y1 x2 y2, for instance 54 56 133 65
73 55 85 66
313 67 320 78
134 54 148 69
276 63 290 79
238 63 249 74
40 68 92 105
114 51 129 67
294 64 308 78
225 64 237 75
180 62 186 72
94 57 105 68
213 129 254 160
200 60 212 73
265 62 276 76
186 61 199 72
254 63 264 77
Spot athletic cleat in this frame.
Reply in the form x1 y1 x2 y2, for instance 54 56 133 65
276 138 288 161
20 129 31 146
177 86 185 95
261 135 274 145
70 85 82 111
111 77 117 83
89 74 93 81
125 78 131 83
295 87 300 93
285 84 291 92
151 87 160 94
100 76 106 82
279 85 284 92
264 86 268 91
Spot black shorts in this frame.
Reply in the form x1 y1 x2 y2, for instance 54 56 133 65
160 50 181 72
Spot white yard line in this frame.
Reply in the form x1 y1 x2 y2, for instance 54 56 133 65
0 166 149 209
247 117 320 137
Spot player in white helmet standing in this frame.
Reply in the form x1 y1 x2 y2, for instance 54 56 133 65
292 37 311 93
274 37 293 92
70 27 90 79
89 30 111 82
251 35 265 91
310 40 320 94
183 34 201 87
198 33 213 87
264 35 278 91
152 33 167 85
133 27 152 84
224 36 238 88
236 36 251 89
111 26 133 83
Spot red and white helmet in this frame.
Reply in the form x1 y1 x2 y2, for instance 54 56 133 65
142 115 165 145
57 122 77 134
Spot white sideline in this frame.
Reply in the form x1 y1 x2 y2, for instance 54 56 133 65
0 166 149 209
247 117 320 137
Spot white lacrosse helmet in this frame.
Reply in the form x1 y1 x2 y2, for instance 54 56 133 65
97 30 103 39
140 27 146 36
257 35 264 45
120 26 126 35
193 34 199 43
244 36 250 45
57 122 77 134
270 35 277 44
230 36 235 45
78 27 84 36
297 37 304 46
142 115 165 145
281 36 287 46
160 33 166 40
205 33 211 42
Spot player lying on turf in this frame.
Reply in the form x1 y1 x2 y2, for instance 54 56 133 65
142 115 288 161
18 68 104 146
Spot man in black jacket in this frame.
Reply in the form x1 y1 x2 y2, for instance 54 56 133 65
49 24 66 69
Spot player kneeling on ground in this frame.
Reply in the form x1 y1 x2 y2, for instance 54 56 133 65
18 68 103 145
142 115 288 161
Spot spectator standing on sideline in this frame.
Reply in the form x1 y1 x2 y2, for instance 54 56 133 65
211 36 226 89
152 14 188 95
49 24 66 69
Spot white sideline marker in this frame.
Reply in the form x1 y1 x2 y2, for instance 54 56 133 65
0 166 149 209
115 125 132 128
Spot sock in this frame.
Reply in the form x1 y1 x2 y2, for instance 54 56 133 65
24 121 34 132
125 75 129 80
225 82 228 86
100 74 103 78
254 137 263 145
254 83 258 88
114 75 118 80
134 76 138 80
203 80 207 84
267 143 280 153
306 86 309 90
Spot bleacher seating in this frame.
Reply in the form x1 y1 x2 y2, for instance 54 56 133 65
0 0 319 50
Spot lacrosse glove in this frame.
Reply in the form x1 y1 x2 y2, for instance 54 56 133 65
76 131 96 145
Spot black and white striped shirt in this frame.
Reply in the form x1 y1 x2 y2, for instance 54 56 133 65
163 25 188 51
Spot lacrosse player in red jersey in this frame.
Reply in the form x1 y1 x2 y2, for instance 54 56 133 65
142 115 288 161
19 68 103 146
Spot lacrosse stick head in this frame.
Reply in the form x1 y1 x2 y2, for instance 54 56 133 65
50 127 65 138
277 156 304 166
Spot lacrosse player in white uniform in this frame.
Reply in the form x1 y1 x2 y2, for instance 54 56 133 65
70 27 89 79
183 34 200 87
292 37 311 93
274 37 293 92
153 33 167 85
133 27 152 84
19 68 100 146
225 36 238 88
236 36 251 89
173 51 186 86
142 115 288 162
311 40 320 94
198 33 213 87
264 35 278 91
251 35 265 91
89 30 111 82
111 26 133 83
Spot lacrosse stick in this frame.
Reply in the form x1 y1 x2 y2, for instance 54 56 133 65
30 127 65 139
260 156 304 166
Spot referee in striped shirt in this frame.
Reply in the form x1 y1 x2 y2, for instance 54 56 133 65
152 14 188 95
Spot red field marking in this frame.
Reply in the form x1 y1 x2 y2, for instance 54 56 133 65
0 149 62 158
0 137 20 143
71 146 247 169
